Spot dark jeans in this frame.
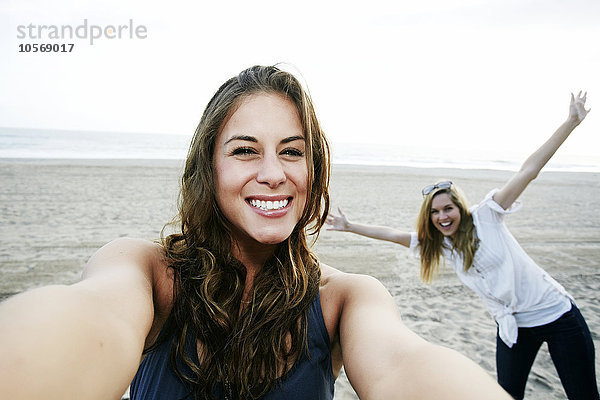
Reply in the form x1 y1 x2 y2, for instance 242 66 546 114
496 304 599 400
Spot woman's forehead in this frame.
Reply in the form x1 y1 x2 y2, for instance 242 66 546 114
431 192 455 206
217 93 304 145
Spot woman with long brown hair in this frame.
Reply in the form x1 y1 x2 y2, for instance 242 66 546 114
326 93 598 399
0 65 510 400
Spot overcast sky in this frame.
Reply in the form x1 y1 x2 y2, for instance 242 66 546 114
1 0 599 162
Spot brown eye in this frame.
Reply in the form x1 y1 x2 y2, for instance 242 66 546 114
281 148 304 157
231 147 257 156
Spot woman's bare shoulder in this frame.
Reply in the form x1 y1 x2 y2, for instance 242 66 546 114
83 237 170 283
86 237 163 266
320 263 384 293
318 262 396 376
84 237 175 343
318 263 388 324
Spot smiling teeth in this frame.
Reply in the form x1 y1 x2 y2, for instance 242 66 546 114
249 199 289 211
440 222 451 227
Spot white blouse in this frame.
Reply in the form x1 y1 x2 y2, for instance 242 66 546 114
410 189 573 347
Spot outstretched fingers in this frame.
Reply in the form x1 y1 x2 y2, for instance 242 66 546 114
325 206 350 231
570 91 591 122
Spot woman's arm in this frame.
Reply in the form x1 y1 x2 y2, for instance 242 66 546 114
0 238 160 400
337 273 511 399
493 92 590 210
326 207 411 247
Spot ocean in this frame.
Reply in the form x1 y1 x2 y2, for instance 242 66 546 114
1 127 599 172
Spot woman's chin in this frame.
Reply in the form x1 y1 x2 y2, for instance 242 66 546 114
249 229 294 246
435 226 456 238
255 234 290 246
229 224 295 249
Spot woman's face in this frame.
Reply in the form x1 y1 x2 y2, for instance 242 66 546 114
213 92 308 248
430 192 461 238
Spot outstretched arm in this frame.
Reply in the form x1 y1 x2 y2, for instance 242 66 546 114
337 273 511 399
494 92 590 210
0 238 160 400
326 207 411 247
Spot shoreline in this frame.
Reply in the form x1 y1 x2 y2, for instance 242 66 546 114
2 157 600 175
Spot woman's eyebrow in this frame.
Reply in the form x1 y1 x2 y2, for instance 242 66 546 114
224 135 305 145
224 135 257 145
281 135 305 144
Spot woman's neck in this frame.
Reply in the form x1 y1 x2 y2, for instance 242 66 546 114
231 240 278 302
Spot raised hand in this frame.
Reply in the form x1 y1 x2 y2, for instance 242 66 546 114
493 92 591 210
326 207 351 231
569 91 591 125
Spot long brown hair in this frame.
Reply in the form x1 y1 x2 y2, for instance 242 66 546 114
415 184 477 283
160 65 330 399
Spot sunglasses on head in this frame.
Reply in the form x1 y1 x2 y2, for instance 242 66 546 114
421 181 453 197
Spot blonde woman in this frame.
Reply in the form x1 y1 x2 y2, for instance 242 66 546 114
327 93 598 400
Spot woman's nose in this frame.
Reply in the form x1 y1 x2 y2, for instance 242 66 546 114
256 154 286 188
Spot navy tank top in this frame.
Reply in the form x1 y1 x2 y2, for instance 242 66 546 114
130 293 334 400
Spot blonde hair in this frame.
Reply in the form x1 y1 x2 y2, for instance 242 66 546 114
415 184 478 283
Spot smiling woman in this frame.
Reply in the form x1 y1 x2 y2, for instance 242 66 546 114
326 92 599 400
214 93 309 248
0 65 511 400
151 67 331 399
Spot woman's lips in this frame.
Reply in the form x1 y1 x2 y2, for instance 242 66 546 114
246 196 292 216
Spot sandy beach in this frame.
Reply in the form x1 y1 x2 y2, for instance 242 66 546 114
1 159 599 399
